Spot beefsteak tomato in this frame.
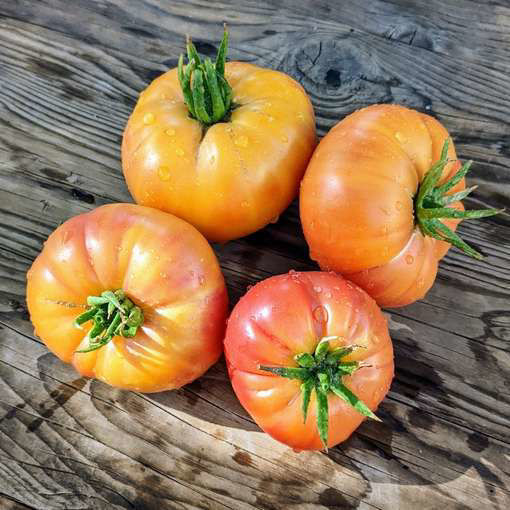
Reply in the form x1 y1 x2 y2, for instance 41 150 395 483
122 29 316 242
224 271 393 450
300 104 500 307
26 204 228 392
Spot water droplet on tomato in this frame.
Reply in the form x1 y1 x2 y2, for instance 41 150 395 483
396 201 403 211
313 306 328 323
417 278 425 287
381 225 389 235
281 135 288 143
313 286 322 294
382 246 389 257
165 128 175 136
297 112 305 121
175 147 184 156
267 115 274 123
160 272 167 279
234 135 248 148
143 112 155 124
395 131 406 143
270 215 279 224
247 284 253 291
241 201 249 208
325 291 332 298
405 255 414 265
198 275 205 286
209 155 216 165
158 166 171 181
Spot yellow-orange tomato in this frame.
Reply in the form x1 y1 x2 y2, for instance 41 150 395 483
122 62 316 242
224 271 393 451
300 104 468 307
26 204 228 392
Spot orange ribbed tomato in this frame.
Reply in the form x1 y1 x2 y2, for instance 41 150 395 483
224 271 393 451
301 104 471 307
122 60 316 242
26 204 228 392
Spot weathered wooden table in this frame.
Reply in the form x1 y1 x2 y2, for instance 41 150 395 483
1 1 509 509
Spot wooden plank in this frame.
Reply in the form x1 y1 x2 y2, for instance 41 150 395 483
0 1 509 509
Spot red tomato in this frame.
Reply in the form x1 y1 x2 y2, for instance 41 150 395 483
224 271 393 450
300 104 500 307
26 204 228 392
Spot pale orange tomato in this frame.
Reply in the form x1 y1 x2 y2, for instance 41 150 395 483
224 271 394 451
300 104 499 307
26 204 228 392
122 32 316 243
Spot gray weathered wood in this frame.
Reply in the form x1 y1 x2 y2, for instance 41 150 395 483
0 1 509 509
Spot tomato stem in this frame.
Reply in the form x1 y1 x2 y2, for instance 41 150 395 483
259 337 378 450
74 289 143 353
415 139 503 259
178 26 234 125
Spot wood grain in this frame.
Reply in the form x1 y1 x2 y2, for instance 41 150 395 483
0 1 509 509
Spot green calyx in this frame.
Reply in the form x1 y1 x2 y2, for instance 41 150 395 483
178 26 233 125
74 290 143 353
415 139 503 259
259 337 380 450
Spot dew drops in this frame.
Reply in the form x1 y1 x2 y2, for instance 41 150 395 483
381 225 389 235
270 215 279 224
234 135 248 148
313 305 329 323
209 155 216 165
198 275 205 286
175 147 185 156
241 201 249 208
297 112 305 121
281 135 288 143
143 112 155 124
405 254 414 265
247 284 253 291
159 271 167 279
395 201 403 211
165 128 175 136
325 291 332 299
267 115 274 123
158 166 171 181
313 286 322 294
417 278 425 288
382 246 389 257
395 131 406 143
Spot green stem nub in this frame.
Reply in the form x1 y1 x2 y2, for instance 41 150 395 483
74 289 143 353
259 337 379 450
415 139 503 260
178 26 233 125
